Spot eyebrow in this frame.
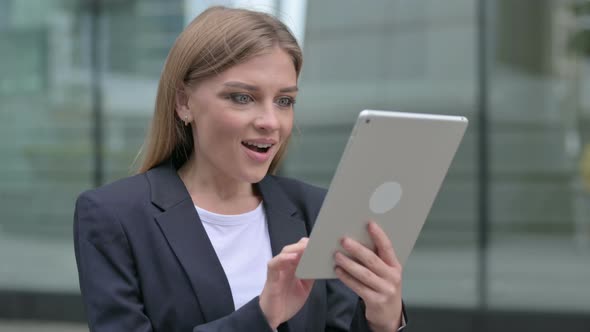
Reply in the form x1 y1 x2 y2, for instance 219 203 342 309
223 81 298 93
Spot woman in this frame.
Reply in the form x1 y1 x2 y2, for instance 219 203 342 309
74 6 406 332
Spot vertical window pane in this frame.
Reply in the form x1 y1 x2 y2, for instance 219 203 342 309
102 0 184 182
0 0 92 292
489 0 590 313
285 0 479 309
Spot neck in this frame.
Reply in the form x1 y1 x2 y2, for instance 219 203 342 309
178 156 261 214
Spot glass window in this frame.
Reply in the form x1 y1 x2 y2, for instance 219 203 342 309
101 0 185 182
2 0 589 329
0 0 92 292
488 0 590 313
285 0 479 309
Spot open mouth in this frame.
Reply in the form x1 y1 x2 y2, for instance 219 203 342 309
241 141 273 154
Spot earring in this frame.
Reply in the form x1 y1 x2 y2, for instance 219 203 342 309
184 115 189 126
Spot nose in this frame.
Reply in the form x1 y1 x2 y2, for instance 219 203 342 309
254 102 280 132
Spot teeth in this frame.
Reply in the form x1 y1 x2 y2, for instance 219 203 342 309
244 141 272 148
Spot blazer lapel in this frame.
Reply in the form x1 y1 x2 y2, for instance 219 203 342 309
147 163 235 322
257 176 311 332
146 163 311 327
256 176 309 256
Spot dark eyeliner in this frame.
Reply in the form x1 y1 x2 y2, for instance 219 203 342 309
228 92 253 104
277 96 296 107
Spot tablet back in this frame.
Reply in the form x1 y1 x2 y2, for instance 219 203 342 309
296 110 468 279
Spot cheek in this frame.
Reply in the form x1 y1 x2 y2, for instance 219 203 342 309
204 113 245 146
194 113 237 149
281 114 294 136
218 114 245 134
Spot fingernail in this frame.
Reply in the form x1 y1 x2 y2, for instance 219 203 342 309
368 221 377 232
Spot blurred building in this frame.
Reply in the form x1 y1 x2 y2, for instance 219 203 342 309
0 0 589 331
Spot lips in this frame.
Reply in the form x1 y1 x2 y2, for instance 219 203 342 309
241 141 273 153
241 139 276 163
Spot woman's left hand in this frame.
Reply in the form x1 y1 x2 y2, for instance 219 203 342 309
334 221 403 332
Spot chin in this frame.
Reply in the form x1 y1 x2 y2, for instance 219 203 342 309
241 167 270 184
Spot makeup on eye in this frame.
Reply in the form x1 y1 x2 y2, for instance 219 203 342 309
228 93 254 104
276 96 296 108
222 91 296 108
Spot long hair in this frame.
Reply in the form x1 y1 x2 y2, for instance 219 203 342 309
137 6 303 174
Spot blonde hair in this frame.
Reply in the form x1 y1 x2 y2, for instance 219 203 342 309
137 6 302 174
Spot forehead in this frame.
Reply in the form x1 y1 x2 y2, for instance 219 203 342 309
209 48 298 88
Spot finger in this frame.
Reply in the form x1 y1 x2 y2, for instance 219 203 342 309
281 237 309 254
368 221 400 268
334 251 388 292
267 252 299 282
334 265 377 301
340 237 390 278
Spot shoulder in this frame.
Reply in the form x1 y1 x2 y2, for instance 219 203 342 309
76 173 150 209
74 173 153 244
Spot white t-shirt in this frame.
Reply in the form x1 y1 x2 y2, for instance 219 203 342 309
196 202 273 310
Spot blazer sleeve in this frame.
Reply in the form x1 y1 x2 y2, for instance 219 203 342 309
324 277 408 332
348 299 408 332
324 279 363 331
74 192 154 332
190 296 274 332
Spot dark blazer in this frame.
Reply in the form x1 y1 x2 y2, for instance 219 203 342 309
74 162 403 331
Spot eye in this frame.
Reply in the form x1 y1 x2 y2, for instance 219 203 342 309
276 96 295 108
230 93 253 104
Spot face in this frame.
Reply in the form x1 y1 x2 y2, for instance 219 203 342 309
177 47 297 184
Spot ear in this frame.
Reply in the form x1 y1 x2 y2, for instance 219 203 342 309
175 84 191 123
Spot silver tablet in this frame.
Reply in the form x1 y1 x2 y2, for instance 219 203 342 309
295 110 468 279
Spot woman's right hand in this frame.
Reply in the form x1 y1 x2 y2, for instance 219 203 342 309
259 237 315 329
